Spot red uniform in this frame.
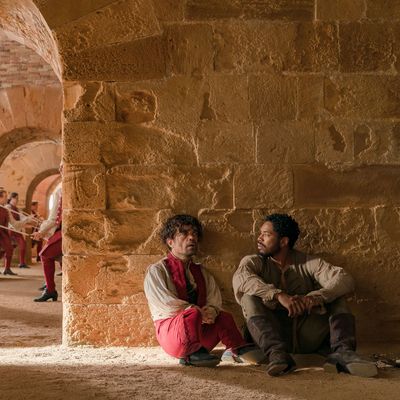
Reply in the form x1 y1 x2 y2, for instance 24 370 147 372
40 196 62 293
8 204 27 265
0 207 14 270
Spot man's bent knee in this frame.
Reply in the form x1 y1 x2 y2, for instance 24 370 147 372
241 294 271 320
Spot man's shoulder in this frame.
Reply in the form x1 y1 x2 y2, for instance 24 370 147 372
146 257 168 274
239 254 263 266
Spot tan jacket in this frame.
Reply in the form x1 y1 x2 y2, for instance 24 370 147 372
233 250 355 309
144 258 222 321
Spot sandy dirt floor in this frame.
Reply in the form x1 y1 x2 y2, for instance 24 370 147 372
1 263 400 400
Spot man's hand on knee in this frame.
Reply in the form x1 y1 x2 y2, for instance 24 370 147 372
274 293 307 317
300 295 323 314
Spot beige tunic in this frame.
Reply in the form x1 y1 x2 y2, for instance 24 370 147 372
233 250 355 309
5 204 30 231
144 258 222 321
38 188 61 239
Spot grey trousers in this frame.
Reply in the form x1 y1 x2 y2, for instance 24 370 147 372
241 294 351 354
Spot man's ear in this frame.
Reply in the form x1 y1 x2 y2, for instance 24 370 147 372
166 238 174 249
280 236 289 248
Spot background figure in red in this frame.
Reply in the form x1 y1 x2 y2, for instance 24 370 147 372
0 190 15 275
33 186 62 302
7 192 29 269
30 201 43 262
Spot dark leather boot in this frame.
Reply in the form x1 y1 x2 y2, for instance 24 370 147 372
247 314 296 376
3 268 18 275
179 347 220 367
266 350 296 376
34 290 58 302
324 313 377 377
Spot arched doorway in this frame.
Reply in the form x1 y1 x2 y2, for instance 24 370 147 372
0 0 63 347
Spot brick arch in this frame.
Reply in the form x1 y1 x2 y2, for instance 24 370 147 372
0 0 62 82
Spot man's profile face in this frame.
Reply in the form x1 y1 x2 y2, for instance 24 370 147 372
167 224 199 259
257 221 281 257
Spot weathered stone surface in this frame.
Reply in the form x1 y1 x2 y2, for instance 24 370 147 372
339 23 397 72
63 254 161 304
235 165 293 208
55 0 160 54
294 165 400 207
315 120 400 166
316 0 365 20
34 0 118 28
208 74 250 123
100 123 197 166
64 81 115 122
375 206 400 254
64 303 157 346
186 0 242 19
0 85 63 136
63 122 196 166
197 121 254 163
115 78 205 137
63 164 106 210
315 120 354 165
63 122 102 164
63 210 105 255
366 0 400 20
257 121 315 164
291 208 377 256
249 74 297 121
64 209 161 255
297 75 326 120
115 87 156 124
198 209 254 264
241 0 314 20
106 165 233 212
62 36 166 81
186 0 314 21
214 21 338 73
152 0 185 22
164 23 214 77
324 76 400 118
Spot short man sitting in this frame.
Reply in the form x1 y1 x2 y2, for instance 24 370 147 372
233 213 377 377
144 214 263 367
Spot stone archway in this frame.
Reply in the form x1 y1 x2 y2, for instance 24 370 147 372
25 167 60 213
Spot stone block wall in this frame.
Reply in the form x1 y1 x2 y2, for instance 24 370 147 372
31 0 400 345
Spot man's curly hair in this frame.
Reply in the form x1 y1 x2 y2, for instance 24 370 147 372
160 214 203 245
264 213 300 249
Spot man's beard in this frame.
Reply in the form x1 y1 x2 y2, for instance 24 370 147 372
258 242 280 258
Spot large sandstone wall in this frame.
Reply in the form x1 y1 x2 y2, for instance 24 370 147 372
29 0 400 345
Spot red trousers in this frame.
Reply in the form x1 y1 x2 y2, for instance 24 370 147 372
0 232 13 269
11 233 26 264
155 308 246 358
40 230 62 292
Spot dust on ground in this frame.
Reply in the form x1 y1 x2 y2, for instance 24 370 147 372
1 263 399 400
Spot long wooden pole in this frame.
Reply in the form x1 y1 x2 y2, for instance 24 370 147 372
0 224 32 237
